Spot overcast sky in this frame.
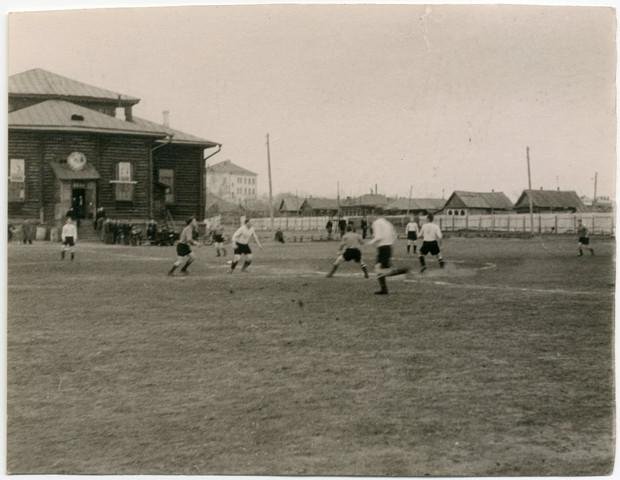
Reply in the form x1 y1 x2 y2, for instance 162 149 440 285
7 4 617 200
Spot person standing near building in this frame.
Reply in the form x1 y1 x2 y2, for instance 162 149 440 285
338 217 347 239
369 216 409 295
405 216 420 255
61 217 78 261
577 219 595 256
361 217 368 239
418 213 445 272
325 219 333 240
326 225 369 278
168 217 200 276
230 218 263 273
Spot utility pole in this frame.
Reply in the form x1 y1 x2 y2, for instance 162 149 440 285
337 181 341 218
526 146 534 234
266 133 274 231
407 185 413 216
593 171 598 207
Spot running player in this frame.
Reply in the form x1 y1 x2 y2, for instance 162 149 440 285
418 213 445 272
369 216 409 295
577 219 594 256
213 226 227 257
168 217 200 276
61 217 78 261
405 216 420 255
326 225 369 278
230 218 263 273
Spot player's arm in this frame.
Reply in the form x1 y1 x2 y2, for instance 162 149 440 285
252 230 263 249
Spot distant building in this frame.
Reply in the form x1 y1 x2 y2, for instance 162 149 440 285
441 191 513 215
206 160 257 204
278 196 304 216
300 197 340 217
580 195 613 212
514 189 585 213
384 198 445 216
340 194 389 216
8 68 220 225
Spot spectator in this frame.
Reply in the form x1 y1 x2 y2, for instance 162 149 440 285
325 219 333 240
338 218 347 239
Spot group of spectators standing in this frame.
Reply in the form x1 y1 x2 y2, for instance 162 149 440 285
325 217 370 240
8 219 37 244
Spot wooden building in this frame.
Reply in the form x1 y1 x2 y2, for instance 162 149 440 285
278 196 304 216
8 68 221 226
440 191 513 215
384 198 446 216
299 197 339 217
340 194 389 216
514 189 585 213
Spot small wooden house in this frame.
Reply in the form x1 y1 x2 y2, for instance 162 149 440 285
514 190 585 213
440 191 513 215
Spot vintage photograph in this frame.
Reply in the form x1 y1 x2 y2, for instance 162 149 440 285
5 3 616 476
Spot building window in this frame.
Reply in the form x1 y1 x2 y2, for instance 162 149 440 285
159 168 175 204
8 158 25 202
112 161 135 201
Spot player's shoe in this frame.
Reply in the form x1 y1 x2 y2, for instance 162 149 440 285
420 265 427 273
439 260 445 268
374 290 388 295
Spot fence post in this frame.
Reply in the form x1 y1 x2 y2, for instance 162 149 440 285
507 215 511 232
523 216 526 233
440 217 443 231
592 215 596 234
478 216 482 231
491 215 495 232
451 214 455 231
538 214 542 234
554 215 558 234
465 214 469 230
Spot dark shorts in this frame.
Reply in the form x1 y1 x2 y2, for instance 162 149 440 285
420 241 440 256
376 245 392 269
63 236 75 247
176 243 191 257
342 248 362 263
213 234 224 242
579 237 590 245
234 243 252 255
407 232 418 241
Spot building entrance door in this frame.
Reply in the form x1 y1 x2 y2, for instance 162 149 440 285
72 187 86 219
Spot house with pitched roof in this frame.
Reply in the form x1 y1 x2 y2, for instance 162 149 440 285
514 189 585 213
278 195 304 216
205 160 257 205
8 68 221 226
299 197 340 217
440 191 514 215
340 194 389 216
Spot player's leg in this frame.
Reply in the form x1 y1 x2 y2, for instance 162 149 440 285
215 242 221 257
69 244 75 261
326 254 344 277
241 253 253 271
432 242 445 268
406 240 411 255
168 255 184 275
180 251 195 273
418 243 428 272
230 254 241 272
61 242 66 260
374 246 392 294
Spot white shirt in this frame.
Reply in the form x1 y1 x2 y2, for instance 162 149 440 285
370 218 397 246
232 224 258 245
405 222 420 235
61 223 78 241
419 222 442 242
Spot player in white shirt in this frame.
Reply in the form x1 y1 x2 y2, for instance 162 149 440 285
61 217 78 261
418 213 445 272
368 217 409 295
230 218 263 273
405 216 421 255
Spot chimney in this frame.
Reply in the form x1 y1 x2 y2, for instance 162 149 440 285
124 106 133 122
163 110 170 127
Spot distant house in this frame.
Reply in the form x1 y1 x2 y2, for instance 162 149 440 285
278 196 303 216
514 189 585 213
300 197 339 217
206 160 257 204
341 194 389 216
384 198 446 216
205 192 241 216
440 191 513 215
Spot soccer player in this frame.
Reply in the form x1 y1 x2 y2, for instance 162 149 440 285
212 226 227 257
418 213 445 272
61 217 78 261
230 218 263 273
168 217 200 276
369 216 409 295
326 225 369 278
577 219 595 256
405 216 420 255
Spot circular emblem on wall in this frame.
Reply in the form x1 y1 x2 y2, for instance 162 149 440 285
67 152 87 171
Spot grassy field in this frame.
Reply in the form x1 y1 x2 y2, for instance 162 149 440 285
6 235 615 475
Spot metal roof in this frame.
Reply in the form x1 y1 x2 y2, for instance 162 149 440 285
8 100 166 137
446 191 514 210
342 194 389 207
50 161 101 180
131 116 220 147
207 160 256 176
301 197 340 210
385 198 446 212
9 68 139 105
515 190 585 211
279 196 304 212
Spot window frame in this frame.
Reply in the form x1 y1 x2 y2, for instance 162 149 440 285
158 168 175 205
110 161 136 202
8 158 26 203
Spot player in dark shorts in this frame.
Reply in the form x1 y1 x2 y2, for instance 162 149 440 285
369 217 409 295
577 219 594 256
326 225 369 278
168 217 200 276
405 217 420 255
61 217 78 261
212 227 226 257
418 213 445 272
